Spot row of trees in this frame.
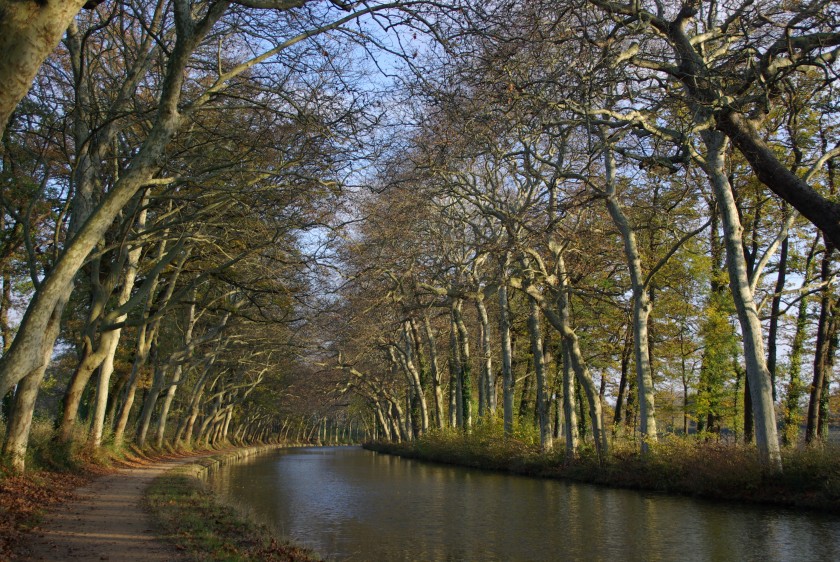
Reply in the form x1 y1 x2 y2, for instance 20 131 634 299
330 0 839 473
0 0 836 476
0 0 425 471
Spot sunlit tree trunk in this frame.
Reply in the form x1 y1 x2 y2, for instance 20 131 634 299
498 279 515 436
375 403 391 441
701 130 781 471
449 303 462 428
0 0 88 139
451 299 472 429
1 295 65 471
602 143 657 449
422 314 444 429
511 254 606 457
408 319 431 431
475 295 495 416
58 334 107 442
388 399 407 442
389 329 429 436
527 295 552 451
112 339 152 446
113 240 184 446
552 255 608 458
92 197 162 448
561 339 578 458
154 297 197 447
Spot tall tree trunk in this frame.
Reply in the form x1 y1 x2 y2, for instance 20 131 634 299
701 130 781 471
422 314 444 429
514 254 608 458
807 242 837 443
498 279 515 436
452 299 473 429
613 322 632 430
561 339 578 458
603 142 657 449
448 308 460 428
766 233 789 402
475 296 495 417
782 241 816 446
1 295 65 471
113 319 160 445
375 404 391 442
90 196 150 448
404 321 429 435
57 341 101 442
2 373 41 472
555 255 607 458
135 364 166 447
87 330 122 446
527 295 552 451
0 271 12 423
113 239 184 446
0 1 88 139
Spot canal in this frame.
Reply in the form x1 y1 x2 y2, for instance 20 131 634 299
204 447 840 561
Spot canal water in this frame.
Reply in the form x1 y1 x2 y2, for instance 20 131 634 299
204 446 840 561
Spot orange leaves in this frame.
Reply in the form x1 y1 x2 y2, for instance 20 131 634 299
0 468 89 559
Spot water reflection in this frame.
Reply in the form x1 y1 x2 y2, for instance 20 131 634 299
205 447 840 561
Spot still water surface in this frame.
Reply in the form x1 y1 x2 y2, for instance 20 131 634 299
205 447 840 561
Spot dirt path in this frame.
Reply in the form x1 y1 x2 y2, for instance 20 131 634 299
16 457 196 561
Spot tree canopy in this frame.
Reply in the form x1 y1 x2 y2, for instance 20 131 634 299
0 0 837 475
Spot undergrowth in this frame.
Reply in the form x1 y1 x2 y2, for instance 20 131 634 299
367 423 840 513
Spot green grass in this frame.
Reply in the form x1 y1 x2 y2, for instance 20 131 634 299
145 466 321 561
366 422 840 513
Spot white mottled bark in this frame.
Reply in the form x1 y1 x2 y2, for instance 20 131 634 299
602 144 658 448
702 130 782 471
90 200 148 448
527 295 553 451
0 0 88 138
476 296 496 415
561 338 578 458
498 280 515 436
422 315 444 429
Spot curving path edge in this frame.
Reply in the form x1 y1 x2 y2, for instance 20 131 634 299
17 456 198 561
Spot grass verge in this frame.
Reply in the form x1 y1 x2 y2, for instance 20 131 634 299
0 419 295 559
365 424 840 514
145 464 320 561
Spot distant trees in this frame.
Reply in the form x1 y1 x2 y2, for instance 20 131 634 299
330 0 839 473
0 0 421 470
0 0 836 475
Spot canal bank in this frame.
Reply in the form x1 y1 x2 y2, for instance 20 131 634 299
10 444 319 561
204 446 840 561
364 433 840 514
145 444 321 561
